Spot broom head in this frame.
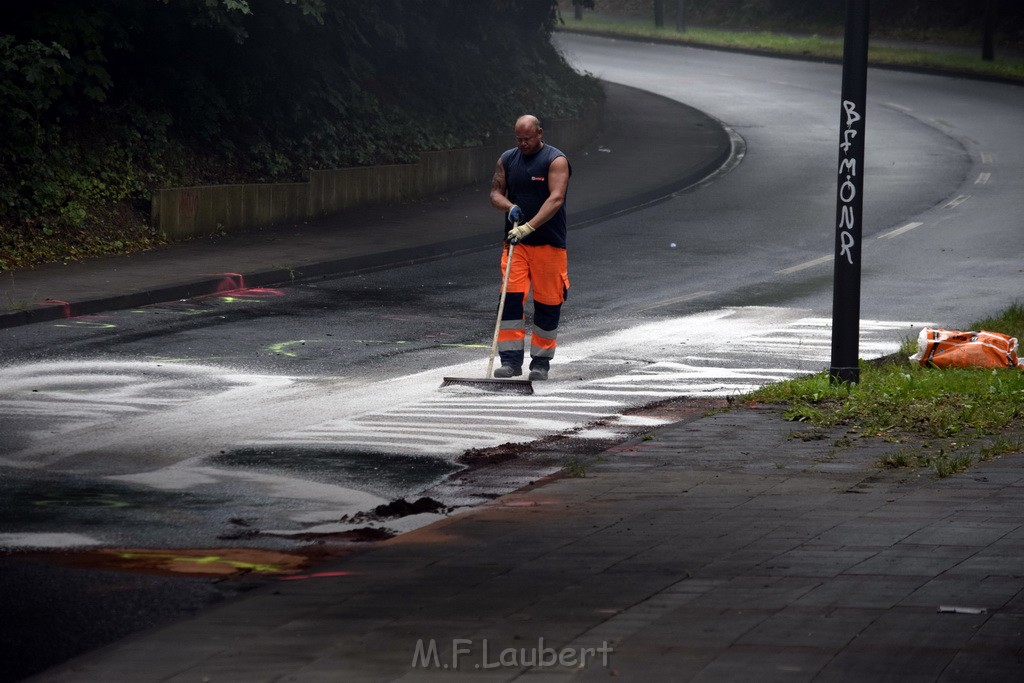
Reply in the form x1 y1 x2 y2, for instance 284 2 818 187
440 376 534 395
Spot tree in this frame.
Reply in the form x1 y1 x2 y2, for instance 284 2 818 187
983 0 996 61
676 0 687 32
571 0 595 21
1 0 601 269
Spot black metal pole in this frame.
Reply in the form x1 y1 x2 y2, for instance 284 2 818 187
829 0 870 384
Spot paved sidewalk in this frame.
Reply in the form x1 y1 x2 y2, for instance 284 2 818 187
31 405 1024 681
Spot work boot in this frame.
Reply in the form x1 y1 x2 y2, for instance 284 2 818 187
528 367 549 381
494 365 522 378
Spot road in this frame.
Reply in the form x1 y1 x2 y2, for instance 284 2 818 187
2 33 1023 681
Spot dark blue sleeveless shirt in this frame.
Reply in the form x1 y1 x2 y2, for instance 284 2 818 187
500 144 570 249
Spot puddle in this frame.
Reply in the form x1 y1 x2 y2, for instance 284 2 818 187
0 477 226 526
210 447 460 496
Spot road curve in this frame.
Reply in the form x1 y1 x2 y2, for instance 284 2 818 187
557 32 1024 329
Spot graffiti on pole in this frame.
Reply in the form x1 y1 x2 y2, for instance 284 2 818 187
836 99 862 266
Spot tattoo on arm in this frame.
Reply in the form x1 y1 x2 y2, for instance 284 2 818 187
491 163 506 194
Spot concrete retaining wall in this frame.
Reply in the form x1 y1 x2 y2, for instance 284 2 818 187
151 104 603 240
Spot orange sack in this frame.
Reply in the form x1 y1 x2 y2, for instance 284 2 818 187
910 327 1023 370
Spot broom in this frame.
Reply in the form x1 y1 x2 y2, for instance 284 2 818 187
441 235 534 394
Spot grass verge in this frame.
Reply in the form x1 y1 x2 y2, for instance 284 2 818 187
743 304 1024 476
559 16 1024 83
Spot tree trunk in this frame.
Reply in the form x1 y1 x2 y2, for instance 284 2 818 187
675 0 686 32
982 0 995 61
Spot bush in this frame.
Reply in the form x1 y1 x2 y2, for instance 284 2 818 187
0 0 602 270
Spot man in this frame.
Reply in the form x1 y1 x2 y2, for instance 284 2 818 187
489 114 571 381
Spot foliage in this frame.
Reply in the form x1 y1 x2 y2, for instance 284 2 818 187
757 363 1024 438
0 0 602 270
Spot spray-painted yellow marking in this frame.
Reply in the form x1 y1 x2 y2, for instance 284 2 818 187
71 548 309 577
117 552 288 574
53 321 117 329
218 296 263 303
268 340 321 357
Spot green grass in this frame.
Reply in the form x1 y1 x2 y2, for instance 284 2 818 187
745 305 1024 475
759 363 1024 439
559 16 1024 83
970 303 1024 335
879 444 1001 479
563 455 589 477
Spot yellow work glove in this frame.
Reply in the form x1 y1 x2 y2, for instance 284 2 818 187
506 222 535 244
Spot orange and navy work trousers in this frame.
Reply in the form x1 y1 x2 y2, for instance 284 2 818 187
498 243 569 371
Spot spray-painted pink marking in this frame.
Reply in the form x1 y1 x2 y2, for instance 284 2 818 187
207 273 284 298
215 273 245 293
42 299 72 318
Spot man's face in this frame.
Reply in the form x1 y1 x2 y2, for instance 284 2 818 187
515 125 543 155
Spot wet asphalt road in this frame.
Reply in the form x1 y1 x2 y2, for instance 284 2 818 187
3 34 1023 681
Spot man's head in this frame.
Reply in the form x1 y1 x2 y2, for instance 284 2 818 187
514 115 544 155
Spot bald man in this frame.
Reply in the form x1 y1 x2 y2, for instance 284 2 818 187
488 115 572 381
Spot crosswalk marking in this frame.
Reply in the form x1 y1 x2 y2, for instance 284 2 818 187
247 310 929 456
0 309 932 470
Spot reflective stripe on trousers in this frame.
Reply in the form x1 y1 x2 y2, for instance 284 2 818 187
498 244 568 369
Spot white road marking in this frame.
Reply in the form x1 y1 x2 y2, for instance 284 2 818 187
975 172 991 185
637 290 715 311
877 222 924 240
776 255 831 275
943 194 971 208
0 533 103 549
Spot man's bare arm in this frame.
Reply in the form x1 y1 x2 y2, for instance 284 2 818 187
489 158 513 211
